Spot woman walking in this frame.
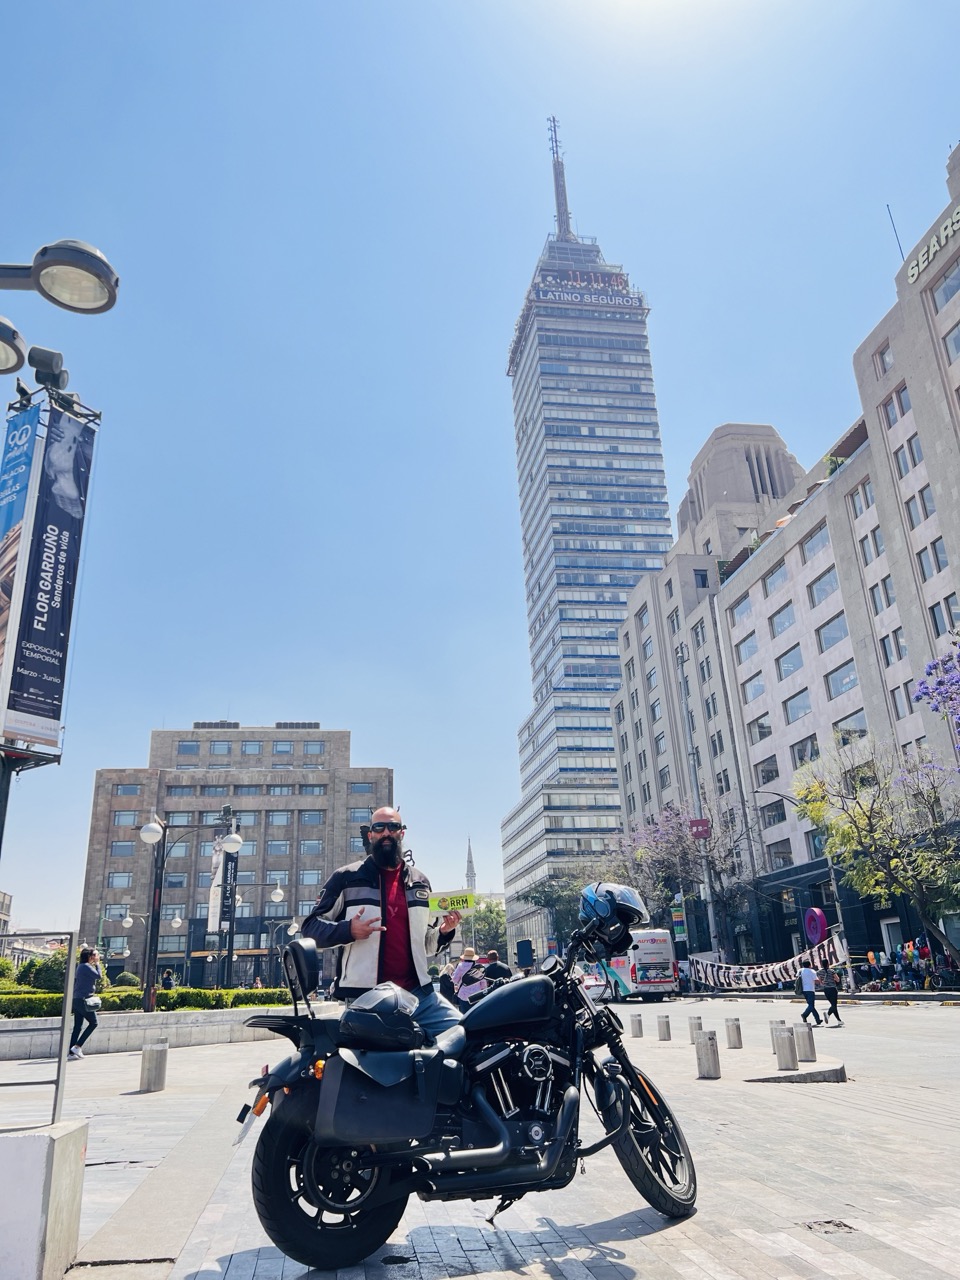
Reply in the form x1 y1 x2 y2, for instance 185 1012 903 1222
819 964 844 1026
69 947 102 1059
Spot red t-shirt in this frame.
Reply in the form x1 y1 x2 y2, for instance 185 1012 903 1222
379 865 418 990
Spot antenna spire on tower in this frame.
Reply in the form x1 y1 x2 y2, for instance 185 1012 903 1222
547 115 576 242
465 838 477 893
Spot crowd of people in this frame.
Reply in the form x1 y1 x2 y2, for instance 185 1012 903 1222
438 947 514 1012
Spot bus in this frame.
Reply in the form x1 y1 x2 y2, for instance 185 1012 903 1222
589 928 679 1001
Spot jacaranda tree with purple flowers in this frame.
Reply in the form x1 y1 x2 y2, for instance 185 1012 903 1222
913 639 960 739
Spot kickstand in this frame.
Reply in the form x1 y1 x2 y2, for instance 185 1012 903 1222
484 1194 519 1227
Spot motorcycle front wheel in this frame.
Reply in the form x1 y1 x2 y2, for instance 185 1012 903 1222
251 1098 408 1270
602 1063 697 1217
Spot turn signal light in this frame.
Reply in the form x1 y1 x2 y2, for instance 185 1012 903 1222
313 1059 325 1080
252 1093 269 1117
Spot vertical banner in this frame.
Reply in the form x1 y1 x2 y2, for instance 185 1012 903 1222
220 851 238 931
3 408 96 747
0 405 41 692
208 829 226 927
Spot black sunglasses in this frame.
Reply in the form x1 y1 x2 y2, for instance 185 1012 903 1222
370 821 403 833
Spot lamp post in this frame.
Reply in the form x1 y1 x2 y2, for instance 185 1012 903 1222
226 881 285 989
675 641 720 958
271 920 299 986
754 788 857 993
138 806 242 1012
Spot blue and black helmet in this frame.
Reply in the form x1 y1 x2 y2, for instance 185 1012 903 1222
579 882 649 952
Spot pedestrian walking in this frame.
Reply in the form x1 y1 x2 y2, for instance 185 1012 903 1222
69 947 102 1060
484 950 512 982
798 959 823 1025
452 947 487 1011
818 964 843 1025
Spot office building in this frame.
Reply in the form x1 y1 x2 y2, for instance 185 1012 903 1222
502 123 672 959
613 141 960 962
78 721 392 986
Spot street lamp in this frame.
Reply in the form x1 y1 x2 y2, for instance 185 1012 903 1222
138 807 243 1012
0 240 119 315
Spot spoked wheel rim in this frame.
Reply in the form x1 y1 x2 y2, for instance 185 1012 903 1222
286 1133 382 1232
622 1068 694 1195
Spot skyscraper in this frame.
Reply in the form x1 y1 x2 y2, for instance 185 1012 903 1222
502 121 672 959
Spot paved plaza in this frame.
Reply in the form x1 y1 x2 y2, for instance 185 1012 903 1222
3 996 959 1279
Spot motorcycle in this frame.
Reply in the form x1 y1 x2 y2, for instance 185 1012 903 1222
236 908 697 1271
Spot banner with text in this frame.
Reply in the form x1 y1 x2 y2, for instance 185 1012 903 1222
690 935 847 990
0 405 41 696
4 408 96 747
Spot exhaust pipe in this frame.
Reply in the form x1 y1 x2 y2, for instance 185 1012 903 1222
426 1087 512 1172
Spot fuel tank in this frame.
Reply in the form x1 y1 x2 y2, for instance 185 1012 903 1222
461 973 555 1035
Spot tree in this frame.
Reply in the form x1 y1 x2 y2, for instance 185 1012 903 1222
31 946 69 992
0 957 14 981
794 738 960 965
914 637 960 738
470 899 507 957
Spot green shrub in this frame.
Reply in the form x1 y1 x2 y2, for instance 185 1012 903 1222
0 957 14 980
230 988 290 1007
0 992 64 1018
111 971 141 987
16 958 39 986
29 947 69 993
99 991 144 1011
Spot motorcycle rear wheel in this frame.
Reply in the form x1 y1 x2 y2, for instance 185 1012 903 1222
602 1064 697 1217
251 1100 408 1270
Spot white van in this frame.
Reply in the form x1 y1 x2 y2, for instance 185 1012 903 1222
590 928 679 1001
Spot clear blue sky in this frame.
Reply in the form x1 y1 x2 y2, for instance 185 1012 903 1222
2 1 956 928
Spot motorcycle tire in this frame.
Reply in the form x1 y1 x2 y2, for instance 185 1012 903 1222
602 1064 697 1218
251 1097 408 1270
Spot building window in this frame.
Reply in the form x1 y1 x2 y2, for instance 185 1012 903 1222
349 837 365 853
165 812 193 827
692 619 707 647
641 782 652 805
741 672 765 704
668 608 681 635
933 257 960 312
917 546 934 581
833 708 868 746
891 686 909 720
880 634 896 668
348 808 373 823
650 699 662 722
114 784 140 796
815 612 848 653
710 730 724 757
177 741 199 756
920 484 936 519
849 487 864 518
299 810 324 825
790 734 819 768
883 395 898 428
201 810 229 824
763 560 789 595
748 713 772 744
658 766 671 789
715 769 731 794
932 537 948 573
776 645 804 681
637 603 649 630
694 568 709 589
654 732 666 757
944 319 960 363
301 783 327 795
882 575 895 606
734 632 757 665
164 873 187 889
769 601 795 638
801 523 830 563
908 433 923 466
299 869 324 885
766 838 794 869
241 741 262 755
755 756 779 786
894 446 909 478
268 785 293 796
645 667 658 692
304 741 326 756
783 689 812 724
300 839 324 857
930 600 949 637
640 637 654 662
699 656 712 683
234 785 261 796
808 565 839 607
199 785 227 797
825 659 858 700
947 593 960 626
760 800 786 828
897 384 912 415
167 785 196 796
112 811 138 826
859 534 874 566
107 871 132 887
665 578 674 599
234 811 257 827
730 594 752 626
109 842 135 861
876 343 894 375
273 741 293 755
625 657 636 681
210 740 231 756
267 840 290 856
268 811 291 826
349 782 373 793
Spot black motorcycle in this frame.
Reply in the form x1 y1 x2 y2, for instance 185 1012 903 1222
237 915 696 1271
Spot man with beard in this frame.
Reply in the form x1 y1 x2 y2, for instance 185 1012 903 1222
302 807 462 1037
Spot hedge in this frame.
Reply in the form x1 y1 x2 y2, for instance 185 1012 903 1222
0 987 292 1019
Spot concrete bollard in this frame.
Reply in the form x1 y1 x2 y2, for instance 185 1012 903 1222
774 1027 798 1071
629 1012 643 1037
725 1017 742 1048
793 1022 817 1062
769 1018 786 1053
658 1015 671 1041
140 1039 169 1093
688 1015 703 1044
694 1029 721 1079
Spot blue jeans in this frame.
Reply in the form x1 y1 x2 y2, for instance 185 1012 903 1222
801 990 822 1023
412 986 461 1039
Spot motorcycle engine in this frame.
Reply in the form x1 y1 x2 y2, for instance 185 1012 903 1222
470 1041 573 1152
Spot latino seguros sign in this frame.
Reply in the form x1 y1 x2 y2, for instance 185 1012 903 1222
0 406 96 751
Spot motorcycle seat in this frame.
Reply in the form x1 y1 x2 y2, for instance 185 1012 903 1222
434 1024 466 1059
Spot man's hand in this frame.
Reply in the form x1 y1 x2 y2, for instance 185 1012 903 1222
350 906 386 940
440 909 462 933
